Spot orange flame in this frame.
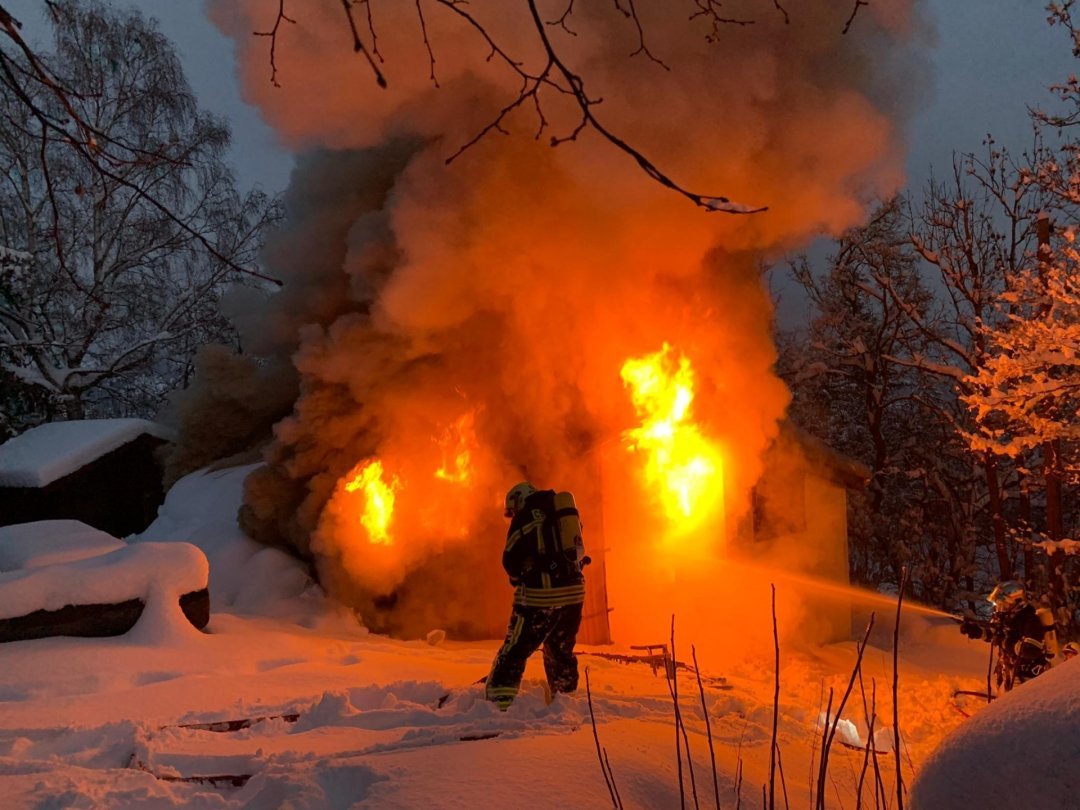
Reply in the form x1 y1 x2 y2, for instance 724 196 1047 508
344 459 399 545
620 344 724 534
434 412 476 485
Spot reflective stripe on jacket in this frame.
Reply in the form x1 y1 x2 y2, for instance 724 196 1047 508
513 582 586 608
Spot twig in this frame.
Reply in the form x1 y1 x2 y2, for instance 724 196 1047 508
621 0 669 69
692 645 721 810
523 0 766 214
252 0 295 87
357 0 382 61
776 742 791 810
341 0 387 87
769 583 780 810
547 0 578 35
860 673 885 809
735 759 743 810
809 680 824 806
736 714 750 810
690 0 756 34
413 0 439 87
816 688 834 810
893 568 907 810
842 0 869 34
855 675 876 809
605 749 624 810
585 667 621 809
668 615 699 809
818 613 876 810
830 771 848 810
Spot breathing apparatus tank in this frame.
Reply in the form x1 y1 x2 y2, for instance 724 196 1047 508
1036 606 1060 663
553 491 588 568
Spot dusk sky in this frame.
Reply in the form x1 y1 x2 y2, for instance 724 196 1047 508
21 1 1075 198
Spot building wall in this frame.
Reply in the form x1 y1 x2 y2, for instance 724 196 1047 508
593 437 855 650
792 474 852 643
0 435 167 538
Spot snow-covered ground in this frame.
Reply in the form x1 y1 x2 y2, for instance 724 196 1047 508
0 466 1011 808
910 651 1080 809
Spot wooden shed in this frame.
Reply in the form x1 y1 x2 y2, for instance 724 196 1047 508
0 419 174 538
744 426 871 642
311 423 866 647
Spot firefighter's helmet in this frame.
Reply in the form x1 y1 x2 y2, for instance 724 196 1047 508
988 581 1026 609
504 482 537 518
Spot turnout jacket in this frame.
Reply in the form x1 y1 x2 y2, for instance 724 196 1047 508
503 489 585 608
969 602 1049 651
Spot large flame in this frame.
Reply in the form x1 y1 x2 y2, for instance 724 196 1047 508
621 344 725 535
344 459 399 545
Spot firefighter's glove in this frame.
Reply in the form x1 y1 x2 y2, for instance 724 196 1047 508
960 618 983 639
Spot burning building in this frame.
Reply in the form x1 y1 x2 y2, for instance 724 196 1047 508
200 1 926 660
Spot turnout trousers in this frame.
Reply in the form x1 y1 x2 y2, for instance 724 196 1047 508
486 602 583 709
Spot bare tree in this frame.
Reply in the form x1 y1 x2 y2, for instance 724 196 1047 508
242 0 880 215
782 199 977 604
881 145 1051 585
0 0 280 424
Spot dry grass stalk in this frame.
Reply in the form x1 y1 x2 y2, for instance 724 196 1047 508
668 615 699 809
816 612 876 810
770 583 781 810
893 567 908 810
585 666 622 809
776 742 791 810
735 755 744 810
692 644 721 810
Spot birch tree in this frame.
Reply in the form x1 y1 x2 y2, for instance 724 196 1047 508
0 1 279 424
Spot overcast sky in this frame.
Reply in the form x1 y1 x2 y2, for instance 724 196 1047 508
15 1 1076 200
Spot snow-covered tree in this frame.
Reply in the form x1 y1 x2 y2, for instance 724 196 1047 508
0 1 279 423
784 149 1061 609
962 232 1080 462
960 219 1080 623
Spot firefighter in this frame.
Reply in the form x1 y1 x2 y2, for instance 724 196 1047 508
960 581 1057 691
486 481 586 711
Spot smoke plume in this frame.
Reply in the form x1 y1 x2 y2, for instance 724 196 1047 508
206 1 928 646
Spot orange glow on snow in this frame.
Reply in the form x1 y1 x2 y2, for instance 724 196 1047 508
620 344 725 535
344 459 399 545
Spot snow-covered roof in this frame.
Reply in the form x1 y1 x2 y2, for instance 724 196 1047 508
0 520 125 572
0 419 175 488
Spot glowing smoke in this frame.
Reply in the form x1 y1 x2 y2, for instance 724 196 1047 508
206 1 929 641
